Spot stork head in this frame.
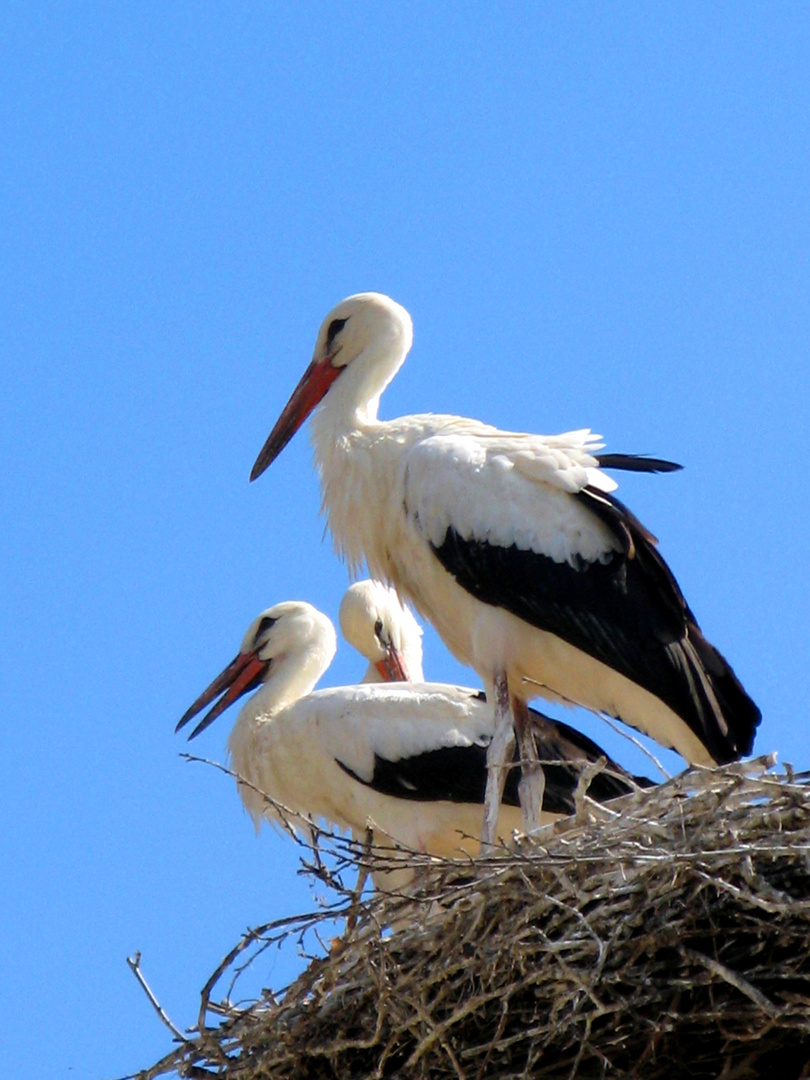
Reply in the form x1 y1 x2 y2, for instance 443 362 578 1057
176 601 337 739
339 579 424 683
250 292 413 481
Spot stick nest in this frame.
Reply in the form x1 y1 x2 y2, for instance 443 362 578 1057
138 757 810 1079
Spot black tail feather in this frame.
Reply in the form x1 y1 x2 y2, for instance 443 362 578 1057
597 453 683 474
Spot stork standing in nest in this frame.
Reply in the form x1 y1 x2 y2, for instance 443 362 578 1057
249 294 761 843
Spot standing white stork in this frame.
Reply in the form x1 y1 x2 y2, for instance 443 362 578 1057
249 293 761 843
176 601 646 887
339 579 424 683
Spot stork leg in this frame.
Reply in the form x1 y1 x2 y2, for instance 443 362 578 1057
346 825 373 935
482 671 516 848
513 696 545 834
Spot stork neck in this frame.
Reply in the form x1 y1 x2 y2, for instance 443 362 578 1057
310 386 380 450
313 323 411 443
402 641 425 683
254 637 335 717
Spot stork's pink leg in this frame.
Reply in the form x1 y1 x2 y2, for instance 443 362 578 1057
482 672 516 847
513 695 545 834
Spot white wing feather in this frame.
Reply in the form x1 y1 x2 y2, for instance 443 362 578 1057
401 421 620 564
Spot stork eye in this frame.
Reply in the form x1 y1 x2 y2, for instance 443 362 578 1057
254 615 277 643
326 317 348 351
373 618 385 643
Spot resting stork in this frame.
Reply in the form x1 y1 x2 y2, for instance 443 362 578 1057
339 579 424 683
249 293 761 843
176 601 646 887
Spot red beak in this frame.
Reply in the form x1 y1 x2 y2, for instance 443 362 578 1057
176 650 269 740
250 356 343 482
374 646 411 683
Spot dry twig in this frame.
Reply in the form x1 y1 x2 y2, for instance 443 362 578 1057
133 757 810 1079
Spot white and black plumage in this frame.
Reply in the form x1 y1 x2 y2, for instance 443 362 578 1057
175 600 527 864
340 578 652 816
249 293 761 841
176 602 645 885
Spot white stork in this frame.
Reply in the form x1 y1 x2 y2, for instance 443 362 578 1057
176 601 647 887
339 579 424 683
249 293 761 844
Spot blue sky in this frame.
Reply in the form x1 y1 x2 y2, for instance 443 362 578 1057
2 4 808 1076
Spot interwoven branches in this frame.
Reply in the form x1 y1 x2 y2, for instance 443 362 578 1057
135 757 810 1080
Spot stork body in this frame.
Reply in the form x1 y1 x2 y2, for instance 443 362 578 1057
250 294 761 842
177 601 644 888
175 602 529 872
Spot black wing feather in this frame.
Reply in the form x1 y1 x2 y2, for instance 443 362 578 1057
336 707 650 816
430 487 760 763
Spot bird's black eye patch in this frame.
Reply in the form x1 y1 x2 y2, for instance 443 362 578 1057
254 615 277 643
326 317 348 351
373 618 385 643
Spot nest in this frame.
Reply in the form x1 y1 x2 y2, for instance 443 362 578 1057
136 756 810 1080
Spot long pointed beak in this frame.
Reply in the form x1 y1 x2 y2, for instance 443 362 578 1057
374 645 411 683
176 650 269 740
250 356 343 482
